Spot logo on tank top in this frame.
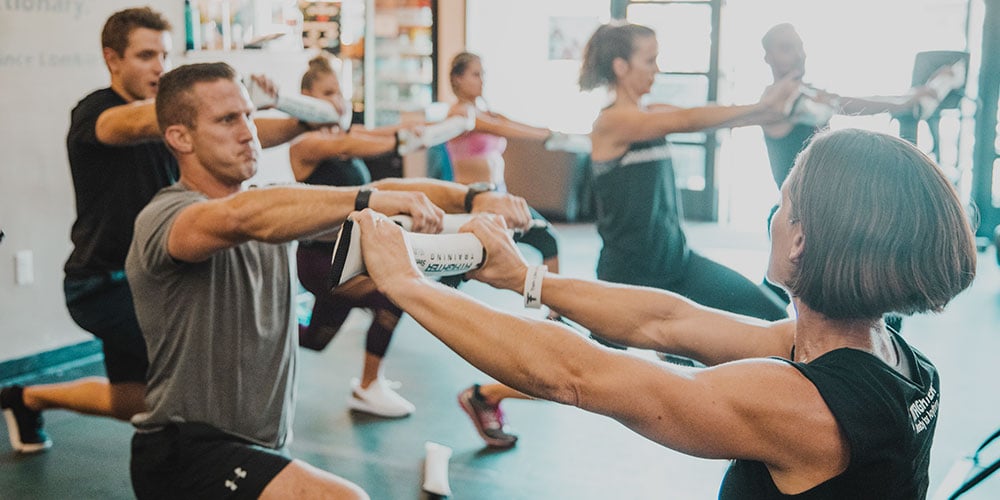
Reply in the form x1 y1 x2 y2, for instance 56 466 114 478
909 386 939 434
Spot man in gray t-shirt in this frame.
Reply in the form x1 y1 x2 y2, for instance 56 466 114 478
124 62 533 499
129 184 298 448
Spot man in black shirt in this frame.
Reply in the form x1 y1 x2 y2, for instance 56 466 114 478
1 7 313 454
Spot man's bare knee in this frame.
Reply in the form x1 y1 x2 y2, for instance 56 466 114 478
261 460 368 500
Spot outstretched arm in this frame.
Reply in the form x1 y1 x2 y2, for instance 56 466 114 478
165 185 443 263
449 102 551 141
254 117 312 148
371 178 532 230
95 100 161 145
461 216 793 365
94 101 310 148
353 210 844 489
289 130 396 181
592 76 799 159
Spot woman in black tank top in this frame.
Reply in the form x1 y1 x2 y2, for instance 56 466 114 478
289 54 426 418
355 125 977 499
582 22 796 322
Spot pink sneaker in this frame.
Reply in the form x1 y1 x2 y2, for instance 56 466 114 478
457 385 517 448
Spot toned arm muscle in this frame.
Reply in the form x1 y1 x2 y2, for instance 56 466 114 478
167 185 356 262
95 100 161 145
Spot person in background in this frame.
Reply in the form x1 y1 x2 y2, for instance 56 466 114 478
354 127 976 499
445 52 563 309
446 51 573 447
125 62 532 499
0 6 315 454
450 23 794 447
290 54 427 418
759 22 934 323
760 22 933 190
581 22 793 320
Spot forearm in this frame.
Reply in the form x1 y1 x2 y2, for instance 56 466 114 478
340 134 396 158
95 101 161 145
385 277 592 404
255 117 307 148
475 115 550 141
530 274 690 350
168 184 360 263
839 96 914 116
299 134 395 161
685 103 771 130
225 185 357 242
535 273 790 364
352 124 404 137
371 178 465 213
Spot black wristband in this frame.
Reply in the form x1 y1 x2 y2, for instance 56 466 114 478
355 188 375 211
463 182 496 213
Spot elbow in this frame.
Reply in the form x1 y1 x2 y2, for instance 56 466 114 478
635 319 670 350
548 366 586 407
530 352 588 407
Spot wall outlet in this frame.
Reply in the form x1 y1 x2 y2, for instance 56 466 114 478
15 250 33 285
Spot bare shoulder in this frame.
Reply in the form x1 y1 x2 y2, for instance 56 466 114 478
701 357 844 466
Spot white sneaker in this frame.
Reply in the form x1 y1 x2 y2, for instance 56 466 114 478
348 378 415 418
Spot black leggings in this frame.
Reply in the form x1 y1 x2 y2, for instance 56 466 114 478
296 243 399 355
668 252 788 321
514 207 559 259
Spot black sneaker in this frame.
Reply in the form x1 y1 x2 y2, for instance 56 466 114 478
1 385 52 453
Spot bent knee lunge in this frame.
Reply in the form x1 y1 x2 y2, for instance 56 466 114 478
261 460 369 500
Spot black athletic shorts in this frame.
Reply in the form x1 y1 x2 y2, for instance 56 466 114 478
64 272 148 383
130 422 291 500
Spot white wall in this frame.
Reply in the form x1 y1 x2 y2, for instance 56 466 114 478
0 2 310 363
0 2 181 362
464 0 611 134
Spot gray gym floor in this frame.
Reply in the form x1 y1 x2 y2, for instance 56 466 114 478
2 222 998 499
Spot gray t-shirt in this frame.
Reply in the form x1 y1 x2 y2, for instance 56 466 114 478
126 183 297 448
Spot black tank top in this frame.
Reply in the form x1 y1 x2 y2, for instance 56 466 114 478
590 137 688 288
718 332 939 499
763 123 820 188
303 156 372 187
299 157 371 251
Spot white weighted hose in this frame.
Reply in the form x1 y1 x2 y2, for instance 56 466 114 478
327 215 486 290
396 111 476 156
544 131 592 154
917 59 966 120
327 213 548 290
783 85 837 127
244 76 342 125
422 441 453 497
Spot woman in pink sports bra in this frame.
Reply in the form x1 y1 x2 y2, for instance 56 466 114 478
446 131 508 187
447 51 568 449
446 52 553 189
